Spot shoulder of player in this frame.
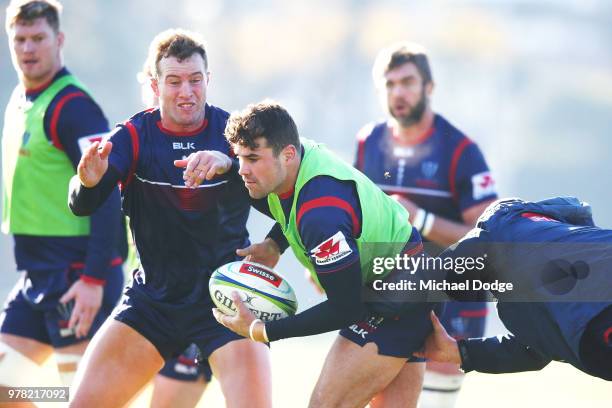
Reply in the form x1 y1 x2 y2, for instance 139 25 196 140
296 177 361 240
203 104 230 132
433 114 469 141
119 108 158 133
355 120 386 144
433 114 486 159
206 103 230 120
296 176 359 221
47 84 103 119
299 175 355 200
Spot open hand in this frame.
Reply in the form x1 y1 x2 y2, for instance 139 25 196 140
59 279 103 339
236 238 281 268
77 141 112 188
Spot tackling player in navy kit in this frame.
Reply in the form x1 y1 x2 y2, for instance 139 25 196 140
67 30 271 407
0 0 123 388
355 42 498 407
416 197 612 382
188 101 438 408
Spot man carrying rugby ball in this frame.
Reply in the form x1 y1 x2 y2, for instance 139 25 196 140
182 100 438 408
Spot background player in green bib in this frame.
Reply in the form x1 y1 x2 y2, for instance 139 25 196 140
0 0 123 388
182 101 437 407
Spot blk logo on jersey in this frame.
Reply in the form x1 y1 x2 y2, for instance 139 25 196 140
173 142 195 150
311 231 353 266
471 171 496 200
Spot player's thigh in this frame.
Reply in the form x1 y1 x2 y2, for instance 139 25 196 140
370 361 424 408
0 333 53 365
151 374 207 408
208 338 271 408
69 319 164 408
309 335 407 408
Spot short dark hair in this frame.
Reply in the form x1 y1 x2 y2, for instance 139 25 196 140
372 42 433 86
147 28 208 79
6 0 62 33
225 100 300 156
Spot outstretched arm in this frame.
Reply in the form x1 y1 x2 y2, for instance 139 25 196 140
416 311 551 374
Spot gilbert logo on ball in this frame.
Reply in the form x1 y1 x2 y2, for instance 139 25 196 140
209 261 298 322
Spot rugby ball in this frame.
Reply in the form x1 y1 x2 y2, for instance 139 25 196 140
209 261 298 322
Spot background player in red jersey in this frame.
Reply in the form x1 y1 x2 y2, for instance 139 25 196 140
355 42 498 407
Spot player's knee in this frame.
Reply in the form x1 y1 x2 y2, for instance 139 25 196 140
55 353 82 387
418 370 464 408
309 382 357 408
0 342 56 387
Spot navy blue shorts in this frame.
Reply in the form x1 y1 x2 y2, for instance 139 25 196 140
113 282 243 361
438 301 487 339
339 302 439 360
346 228 441 359
0 265 124 348
158 343 213 382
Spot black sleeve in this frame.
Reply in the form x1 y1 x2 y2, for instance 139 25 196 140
250 197 274 218
249 197 290 253
265 223 289 254
459 335 552 374
69 166 122 216
265 258 368 341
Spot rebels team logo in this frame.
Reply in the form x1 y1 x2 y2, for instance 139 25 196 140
78 132 109 154
421 161 439 179
311 231 353 266
239 263 282 287
471 171 496 200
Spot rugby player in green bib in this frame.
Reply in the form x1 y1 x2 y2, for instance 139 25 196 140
182 101 437 407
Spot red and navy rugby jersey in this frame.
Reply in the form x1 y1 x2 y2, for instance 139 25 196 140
106 105 250 302
355 114 497 231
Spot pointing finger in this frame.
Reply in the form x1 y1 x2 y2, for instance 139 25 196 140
174 159 188 168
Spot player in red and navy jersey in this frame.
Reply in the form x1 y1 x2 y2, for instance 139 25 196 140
355 42 498 407
68 30 271 407
136 57 213 408
0 0 123 388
